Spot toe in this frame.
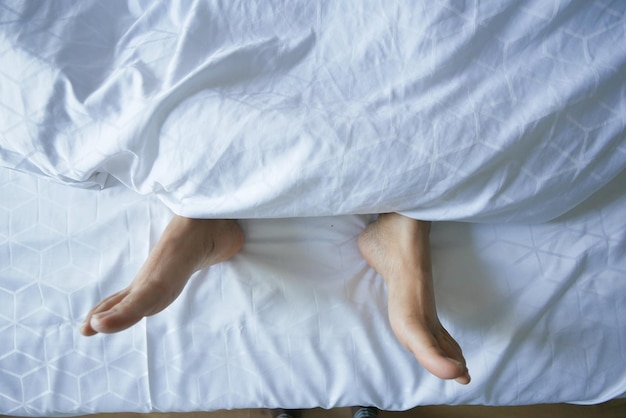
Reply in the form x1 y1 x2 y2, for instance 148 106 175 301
80 290 129 336
89 283 169 334
89 308 144 334
81 284 160 335
412 342 468 381
395 317 469 382
455 370 471 385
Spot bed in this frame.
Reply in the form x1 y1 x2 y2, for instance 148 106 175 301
1 0 625 416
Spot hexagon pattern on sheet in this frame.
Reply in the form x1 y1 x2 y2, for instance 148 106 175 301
1 167 626 415
0 170 152 415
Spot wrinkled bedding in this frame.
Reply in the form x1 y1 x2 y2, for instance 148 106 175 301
1 0 626 416
1 0 625 222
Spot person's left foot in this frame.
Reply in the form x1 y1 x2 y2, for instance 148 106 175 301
358 213 470 384
80 216 244 335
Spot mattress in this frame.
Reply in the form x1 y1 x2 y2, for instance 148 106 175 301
1 0 626 415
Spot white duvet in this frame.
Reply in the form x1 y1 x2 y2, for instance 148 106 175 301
1 0 625 222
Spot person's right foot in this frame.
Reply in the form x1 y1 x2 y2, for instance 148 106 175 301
81 216 244 336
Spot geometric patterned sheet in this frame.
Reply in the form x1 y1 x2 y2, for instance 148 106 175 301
1 167 625 416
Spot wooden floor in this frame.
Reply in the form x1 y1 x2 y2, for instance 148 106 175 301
3 399 624 418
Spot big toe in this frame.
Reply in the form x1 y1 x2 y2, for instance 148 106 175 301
395 320 470 384
411 343 469 383
89 308 144 334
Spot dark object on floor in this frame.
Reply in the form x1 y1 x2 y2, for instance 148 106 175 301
351 406 379 418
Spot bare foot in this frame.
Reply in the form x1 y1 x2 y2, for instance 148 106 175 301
358 213 470 384
80 216 244 336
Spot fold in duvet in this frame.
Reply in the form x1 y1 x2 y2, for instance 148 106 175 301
1 0 625 221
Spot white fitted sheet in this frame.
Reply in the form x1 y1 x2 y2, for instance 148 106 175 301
0 168 625 416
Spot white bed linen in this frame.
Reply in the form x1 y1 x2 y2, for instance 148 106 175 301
0 167 625 416
1 0 625 222
1 1 626 415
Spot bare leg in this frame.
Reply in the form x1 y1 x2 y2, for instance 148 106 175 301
358 213 470 384
80 216 244 336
